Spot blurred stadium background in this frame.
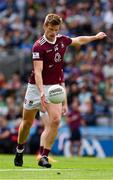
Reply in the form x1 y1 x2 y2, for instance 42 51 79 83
0 0 113 158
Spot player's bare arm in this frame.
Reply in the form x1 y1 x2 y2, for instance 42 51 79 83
71 32 107 46
33 60 46 111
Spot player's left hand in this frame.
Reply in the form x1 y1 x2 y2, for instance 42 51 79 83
62 104 68 116
95 32 107 40
40 93 46 112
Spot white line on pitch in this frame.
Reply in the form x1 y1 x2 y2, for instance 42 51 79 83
0 168 75 172
0 168 102 172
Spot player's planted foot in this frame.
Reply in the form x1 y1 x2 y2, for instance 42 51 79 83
38 156 51 168
14 152 23 166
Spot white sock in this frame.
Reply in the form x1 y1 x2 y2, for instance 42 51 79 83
16 148 24 153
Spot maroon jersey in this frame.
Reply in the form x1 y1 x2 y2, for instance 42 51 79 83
29 34 72 85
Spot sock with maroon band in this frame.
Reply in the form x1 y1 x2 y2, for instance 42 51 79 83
41 148 50 157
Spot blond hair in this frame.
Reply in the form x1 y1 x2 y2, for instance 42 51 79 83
44 14 62 26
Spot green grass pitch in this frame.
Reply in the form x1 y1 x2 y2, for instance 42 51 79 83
0 155 113 179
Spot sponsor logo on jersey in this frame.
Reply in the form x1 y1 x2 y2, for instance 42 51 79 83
54 52 61 62
32 52 40 59
46 49 53 53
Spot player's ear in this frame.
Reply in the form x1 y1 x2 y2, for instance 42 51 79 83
43 23 48 31
43 24 45 31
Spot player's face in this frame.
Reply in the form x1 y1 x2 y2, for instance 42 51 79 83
44 24 60 42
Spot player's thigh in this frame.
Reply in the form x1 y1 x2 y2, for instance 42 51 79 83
46 103 62 122
22 108 38 124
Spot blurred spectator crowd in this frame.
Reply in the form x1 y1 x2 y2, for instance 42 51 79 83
0 0 113 154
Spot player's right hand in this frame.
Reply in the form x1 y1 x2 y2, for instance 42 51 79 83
40 93 46 112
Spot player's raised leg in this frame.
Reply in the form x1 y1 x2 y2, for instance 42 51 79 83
38 103 62 168
37 111 57 164
38 112 49 156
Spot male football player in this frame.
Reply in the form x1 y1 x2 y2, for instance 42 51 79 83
14 13 107 168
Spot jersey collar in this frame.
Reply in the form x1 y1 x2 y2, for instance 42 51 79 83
43 34 57 44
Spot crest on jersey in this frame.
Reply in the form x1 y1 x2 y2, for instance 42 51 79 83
32 52 40 59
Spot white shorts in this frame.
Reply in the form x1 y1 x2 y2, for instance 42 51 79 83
23 83 57 110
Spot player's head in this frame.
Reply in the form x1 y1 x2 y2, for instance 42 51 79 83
44 14 62 26
43 14 62 42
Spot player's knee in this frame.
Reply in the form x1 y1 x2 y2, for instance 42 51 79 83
51 115 61 127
